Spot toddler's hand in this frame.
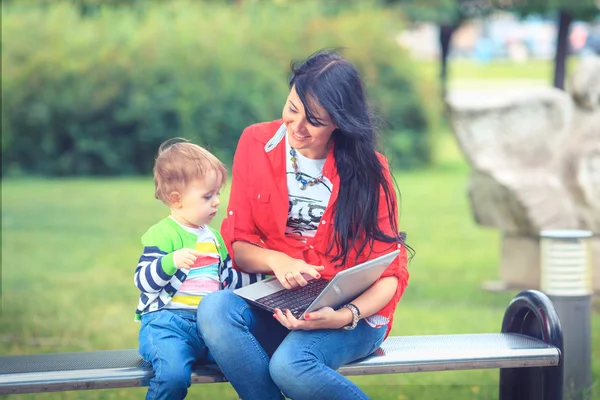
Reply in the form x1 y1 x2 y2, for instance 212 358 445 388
173 248 202 270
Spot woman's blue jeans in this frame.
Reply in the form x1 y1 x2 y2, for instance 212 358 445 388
138 309 213 400
197 290 387 400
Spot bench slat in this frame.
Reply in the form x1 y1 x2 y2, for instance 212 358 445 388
339 333 559 375
0 333 560 395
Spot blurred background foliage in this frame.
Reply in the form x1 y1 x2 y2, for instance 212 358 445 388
2 0 434 176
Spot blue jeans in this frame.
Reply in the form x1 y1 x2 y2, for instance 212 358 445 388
139 309 212 400
197 290 387 400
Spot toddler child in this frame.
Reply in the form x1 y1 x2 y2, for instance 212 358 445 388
134 139 263 399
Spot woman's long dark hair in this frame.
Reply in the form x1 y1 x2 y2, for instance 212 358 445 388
289 49 413 266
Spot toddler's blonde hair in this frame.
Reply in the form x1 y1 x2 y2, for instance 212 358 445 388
153 138 226 205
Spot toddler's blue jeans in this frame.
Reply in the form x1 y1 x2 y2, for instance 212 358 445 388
139 309 212 400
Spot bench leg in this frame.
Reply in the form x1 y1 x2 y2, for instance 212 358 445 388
499 290 564 400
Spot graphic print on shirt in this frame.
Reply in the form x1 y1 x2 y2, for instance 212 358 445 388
284 134 333 239
286 171 331 238
170 238 220 307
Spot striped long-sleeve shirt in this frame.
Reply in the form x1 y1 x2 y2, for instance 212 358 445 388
134 216 265 321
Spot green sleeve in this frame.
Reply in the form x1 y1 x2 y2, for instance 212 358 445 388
141 221 178 275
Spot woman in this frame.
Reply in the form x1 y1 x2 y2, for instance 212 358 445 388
197 49 410 400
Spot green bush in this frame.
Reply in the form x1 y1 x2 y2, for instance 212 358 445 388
2 1 433 176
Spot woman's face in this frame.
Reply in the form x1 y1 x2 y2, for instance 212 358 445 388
282 85 337 159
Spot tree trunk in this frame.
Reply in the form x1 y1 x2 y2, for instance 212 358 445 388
439 24 458 99
553 9 573 90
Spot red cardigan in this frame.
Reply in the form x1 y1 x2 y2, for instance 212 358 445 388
221 119 409 335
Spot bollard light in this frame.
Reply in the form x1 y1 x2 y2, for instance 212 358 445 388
540 229 594 400
540 229 593 296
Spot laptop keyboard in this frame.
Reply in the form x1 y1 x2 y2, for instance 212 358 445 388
255 279 329 318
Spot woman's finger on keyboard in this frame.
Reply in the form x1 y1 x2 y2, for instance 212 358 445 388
285 272 300 288
302 264 324 280
292 271 307 287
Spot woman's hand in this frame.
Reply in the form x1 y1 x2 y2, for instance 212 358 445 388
273 307 353 331
268 253 325 289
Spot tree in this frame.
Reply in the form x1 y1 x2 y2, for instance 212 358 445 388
383 0 600 92
507 0 599 90
381 0 494 97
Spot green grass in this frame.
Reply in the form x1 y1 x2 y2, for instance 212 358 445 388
417 58 582 82
3 129 598 400
420 58 551 82
415 57 584 94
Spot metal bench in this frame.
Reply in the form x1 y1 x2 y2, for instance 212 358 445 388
0 290 564 400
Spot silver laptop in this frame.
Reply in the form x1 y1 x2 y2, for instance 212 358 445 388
233 250 399 319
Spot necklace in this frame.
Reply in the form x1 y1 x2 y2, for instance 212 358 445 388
289 147 324 190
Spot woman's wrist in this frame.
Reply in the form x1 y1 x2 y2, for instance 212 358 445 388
336 307 355 329
265 250 289 274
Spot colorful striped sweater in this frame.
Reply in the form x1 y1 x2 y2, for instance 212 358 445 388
134 217 264 321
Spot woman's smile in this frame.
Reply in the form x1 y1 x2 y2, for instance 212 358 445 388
292 131 310 141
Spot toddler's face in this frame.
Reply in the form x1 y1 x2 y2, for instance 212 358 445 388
175 170 222 228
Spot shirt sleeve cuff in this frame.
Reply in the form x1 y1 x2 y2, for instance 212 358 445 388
160 252 177 275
